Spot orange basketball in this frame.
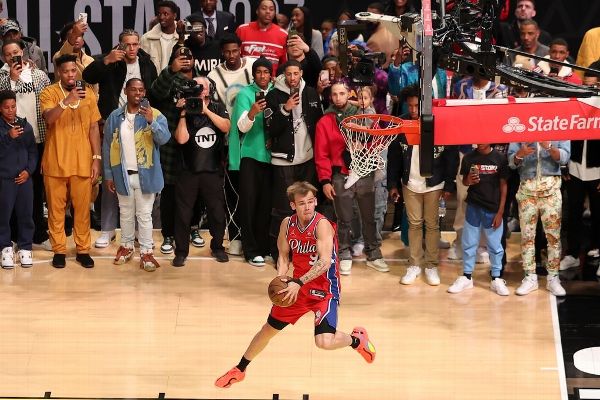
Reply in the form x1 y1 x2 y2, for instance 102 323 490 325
268 276 293 307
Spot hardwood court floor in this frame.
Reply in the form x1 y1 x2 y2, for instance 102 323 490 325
0 231 564 400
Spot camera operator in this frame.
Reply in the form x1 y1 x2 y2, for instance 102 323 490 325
149 46 199 254
172 76 231 266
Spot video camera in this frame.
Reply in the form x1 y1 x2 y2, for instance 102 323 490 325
337 20 385 86
176 80 204 115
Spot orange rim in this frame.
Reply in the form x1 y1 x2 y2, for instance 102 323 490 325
340 114 421 136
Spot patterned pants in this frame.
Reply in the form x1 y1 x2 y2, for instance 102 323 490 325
516 188 562 275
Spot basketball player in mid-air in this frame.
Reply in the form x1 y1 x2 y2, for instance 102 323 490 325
215 181 376 388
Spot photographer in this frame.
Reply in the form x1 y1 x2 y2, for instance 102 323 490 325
276 33 321 88
149 46 199 254
264 60 322 260
172 76 231 266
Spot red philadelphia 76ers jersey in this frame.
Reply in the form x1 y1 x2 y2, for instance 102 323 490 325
286 212 340 301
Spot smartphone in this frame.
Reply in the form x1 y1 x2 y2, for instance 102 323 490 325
288 26 298 38
470 164 479 176
117 42 127 51
177 47 193 60
290 87 299 97
78 12 88 24
75 80 86 98
319 70 329 83
15 116 26 129
12 55 22 68
140 97 150 110
255 91 265 102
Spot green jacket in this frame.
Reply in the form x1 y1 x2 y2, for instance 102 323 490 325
228 82 272 170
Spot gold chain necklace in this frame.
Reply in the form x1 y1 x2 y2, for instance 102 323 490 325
59 81 81 109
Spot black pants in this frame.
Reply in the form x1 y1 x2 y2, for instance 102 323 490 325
269 160 316 259
566 175 600 256
160 183 176 238
224 169 241 242
0 178 34 250
174 171 226 257
239 158 271 259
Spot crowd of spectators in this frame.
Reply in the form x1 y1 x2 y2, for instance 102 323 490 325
1 0 599 298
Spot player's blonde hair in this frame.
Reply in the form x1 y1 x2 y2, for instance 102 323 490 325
286 181 318 202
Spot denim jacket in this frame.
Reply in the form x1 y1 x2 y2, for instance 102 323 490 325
102 106 170 195
507 141 570 181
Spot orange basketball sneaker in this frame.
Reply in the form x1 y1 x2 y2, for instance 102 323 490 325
352 326 376 363
215 366 245 388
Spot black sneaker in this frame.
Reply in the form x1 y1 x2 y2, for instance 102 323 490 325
76 253 95 268
211 249 229 263
172 255 186 267
160 236 175 254
52 253 66 268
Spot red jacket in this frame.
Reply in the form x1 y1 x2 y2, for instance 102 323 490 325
315 113 349 184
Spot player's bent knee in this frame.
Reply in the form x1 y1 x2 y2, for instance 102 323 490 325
314 333 335 349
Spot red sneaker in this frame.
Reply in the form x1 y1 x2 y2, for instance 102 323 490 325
215 366 245 388
352 326 376 363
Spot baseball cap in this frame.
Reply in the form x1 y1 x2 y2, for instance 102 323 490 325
0 20 21 37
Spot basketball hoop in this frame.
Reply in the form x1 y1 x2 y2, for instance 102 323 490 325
339 114 420 189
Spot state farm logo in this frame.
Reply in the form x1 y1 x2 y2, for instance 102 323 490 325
502 117 526 133
502 115 600 133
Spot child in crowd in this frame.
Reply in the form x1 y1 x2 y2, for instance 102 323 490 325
448 143 509 296
0 89 37 268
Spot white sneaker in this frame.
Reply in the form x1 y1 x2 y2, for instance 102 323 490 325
424 267 440 285
94 231 115 248
447 276 473 293
587 249 600 258
33 239 52 251
546 275 566 296
1 246 14 269
476 247 489 264
400 266 421 285
515 274 538 296
227 239 243 256
366 258 389 273
559 255 579 270
490 278 510 296
248 256 265 267
343 170 361 189
190 230 206 247
351 243 364 257
340 259 352 275
447 245 462 260
18 249 33 268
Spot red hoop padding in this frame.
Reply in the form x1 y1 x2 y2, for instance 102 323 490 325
340 114 421 144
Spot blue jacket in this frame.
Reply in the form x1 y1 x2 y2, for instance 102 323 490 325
102 106 170 195
508 141 570 181
0 118 37 179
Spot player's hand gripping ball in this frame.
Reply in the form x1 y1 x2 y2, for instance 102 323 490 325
268 276 294 307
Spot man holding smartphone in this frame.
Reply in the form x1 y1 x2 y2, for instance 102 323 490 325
83 29 158 249
264 60 322 261
0 39 51 250
228 57 273 267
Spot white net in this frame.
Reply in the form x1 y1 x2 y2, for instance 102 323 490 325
340 114 402 189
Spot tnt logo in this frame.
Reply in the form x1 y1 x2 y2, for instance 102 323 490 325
194 127 217 149
502 117 526 133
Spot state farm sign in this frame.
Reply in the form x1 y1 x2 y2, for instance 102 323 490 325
432 97 600 145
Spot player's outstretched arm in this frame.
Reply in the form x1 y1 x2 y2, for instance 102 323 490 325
276 217 291 277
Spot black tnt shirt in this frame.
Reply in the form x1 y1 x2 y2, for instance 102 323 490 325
181 102 229 173
460 149 509 212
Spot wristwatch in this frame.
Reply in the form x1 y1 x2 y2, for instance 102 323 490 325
92 154 102 160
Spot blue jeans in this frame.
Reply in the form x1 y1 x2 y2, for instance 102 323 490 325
462 203 504 277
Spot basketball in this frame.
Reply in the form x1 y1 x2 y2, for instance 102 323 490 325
268 276 293 307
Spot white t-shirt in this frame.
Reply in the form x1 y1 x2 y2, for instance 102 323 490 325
159 32 176 71
119 59 141 107
406 145 444 193
120 113 138 172
10 66 41 143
